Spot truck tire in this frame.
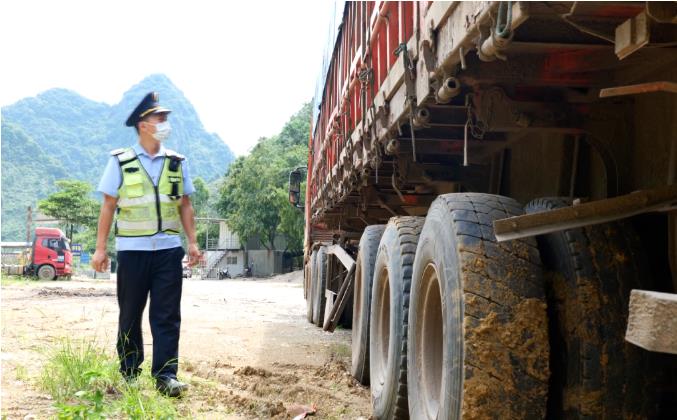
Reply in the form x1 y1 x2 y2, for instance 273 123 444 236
526 197 653 419
37 264 57 281
408 193 549 420
312 246 328 327
306 251 316 323
303 262 307 299
351 224 386 385
370 216 424 419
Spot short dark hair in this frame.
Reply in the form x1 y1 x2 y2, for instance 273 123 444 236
134 117 147 134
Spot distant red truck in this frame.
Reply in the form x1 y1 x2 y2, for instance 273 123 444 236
26 227 73 280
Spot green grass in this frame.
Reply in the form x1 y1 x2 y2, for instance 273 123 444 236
329 342 351 358
38 337 179 419
0 274 35 286
14 364 28 381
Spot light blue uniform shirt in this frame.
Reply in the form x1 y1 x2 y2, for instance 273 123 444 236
97 143 195 251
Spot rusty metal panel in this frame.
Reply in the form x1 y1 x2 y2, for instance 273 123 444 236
417 1 530 105
599 81 677 97
326 244 356 271
493 184 677 242
615 11 649 60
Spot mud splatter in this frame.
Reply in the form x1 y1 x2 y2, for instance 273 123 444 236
462 298 549 419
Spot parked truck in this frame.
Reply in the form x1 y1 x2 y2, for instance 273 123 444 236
24 227 73 280
289 1 677 418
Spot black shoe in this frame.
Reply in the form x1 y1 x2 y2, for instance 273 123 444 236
155 377 188 397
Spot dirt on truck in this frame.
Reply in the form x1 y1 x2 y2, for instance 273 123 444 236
295 2 677 419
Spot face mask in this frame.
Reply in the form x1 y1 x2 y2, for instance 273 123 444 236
152 121 172 142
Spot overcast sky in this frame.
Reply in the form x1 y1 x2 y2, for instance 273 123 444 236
0 0 335 156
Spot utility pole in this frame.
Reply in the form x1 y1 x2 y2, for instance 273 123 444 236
26 206 32 243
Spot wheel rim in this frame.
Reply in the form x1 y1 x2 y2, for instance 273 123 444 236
38 266 54 280
373 266 391 390
419 262 443 417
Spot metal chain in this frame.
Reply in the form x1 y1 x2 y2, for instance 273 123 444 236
465 94 487 139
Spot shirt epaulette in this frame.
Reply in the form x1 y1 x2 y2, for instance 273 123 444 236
110 148 127 156
113 148 137 163
165 149 185 160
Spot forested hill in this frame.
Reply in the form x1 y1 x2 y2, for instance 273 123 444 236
1 74 235 240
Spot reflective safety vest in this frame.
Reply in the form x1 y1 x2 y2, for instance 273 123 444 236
112 147 184 237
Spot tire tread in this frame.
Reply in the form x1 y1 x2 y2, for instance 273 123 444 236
441 193 548 418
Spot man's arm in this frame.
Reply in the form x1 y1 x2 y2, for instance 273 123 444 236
91 194 118 272
180 195 201 266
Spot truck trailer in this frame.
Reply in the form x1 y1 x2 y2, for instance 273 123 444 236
290 1 677 418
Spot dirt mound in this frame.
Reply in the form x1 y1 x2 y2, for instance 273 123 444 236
269 270 304 284
235 366 272 377
187 357 369 419
314 356 357 386
36 287 115 298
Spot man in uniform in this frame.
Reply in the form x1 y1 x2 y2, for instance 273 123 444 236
91 92 201 397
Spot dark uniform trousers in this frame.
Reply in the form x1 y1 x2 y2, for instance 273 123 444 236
116 246 185 379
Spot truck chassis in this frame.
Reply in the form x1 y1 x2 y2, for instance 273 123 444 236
297 2 677 418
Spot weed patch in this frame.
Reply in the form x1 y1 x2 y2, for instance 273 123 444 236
39 338 179 418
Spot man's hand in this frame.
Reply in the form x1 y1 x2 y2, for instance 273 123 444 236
91 249 110 272
187 243 201 267
92 194 117 273
179 196 200 267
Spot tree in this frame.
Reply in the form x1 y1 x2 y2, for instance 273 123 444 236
218 154 281 250
217 103 310 252
275 186 305 253
37 180 99 240
72 224 114 255
278 103 312 148
191 177 210 217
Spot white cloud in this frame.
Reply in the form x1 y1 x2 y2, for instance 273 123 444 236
0 0 334 156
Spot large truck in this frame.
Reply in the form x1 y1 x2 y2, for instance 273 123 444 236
25 227 73 280
288 1 677 418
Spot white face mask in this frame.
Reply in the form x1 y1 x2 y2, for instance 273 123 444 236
152 121 172 142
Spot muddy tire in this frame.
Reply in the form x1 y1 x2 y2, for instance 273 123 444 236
312 246 328 327
370 216 424 419
37 264 56 281
303 256 309 300
526 197 653 418
351 225 386 385
306 251 316 323
408 193 549 420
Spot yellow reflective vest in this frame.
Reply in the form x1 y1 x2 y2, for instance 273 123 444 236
112 147 184 237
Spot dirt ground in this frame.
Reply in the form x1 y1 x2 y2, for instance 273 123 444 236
1 271 372 419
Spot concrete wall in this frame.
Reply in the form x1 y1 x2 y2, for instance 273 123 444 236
213 250 245 276
247 250 285 277
245 234 288 251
